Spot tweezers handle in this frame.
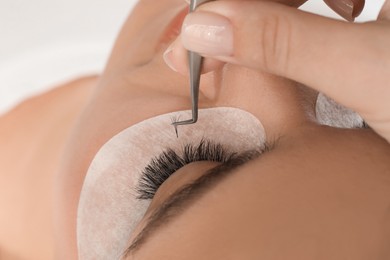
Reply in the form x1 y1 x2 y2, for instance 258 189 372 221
188 51 202 123
190 0 213 12
186 0 212 124
171 0 212 126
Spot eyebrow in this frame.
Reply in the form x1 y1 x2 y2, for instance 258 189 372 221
123 145 273 258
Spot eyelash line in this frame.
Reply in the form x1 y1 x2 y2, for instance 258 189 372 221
135 139 236 200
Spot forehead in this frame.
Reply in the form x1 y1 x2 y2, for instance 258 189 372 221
133 128 390 259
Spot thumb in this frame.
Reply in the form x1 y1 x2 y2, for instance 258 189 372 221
179 1 390 113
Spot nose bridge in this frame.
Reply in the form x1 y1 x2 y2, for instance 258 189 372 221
201 64 271 103
200 64 317 138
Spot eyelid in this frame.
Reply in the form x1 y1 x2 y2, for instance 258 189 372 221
123 141 278 256
135 139 237 200
136 138 279 201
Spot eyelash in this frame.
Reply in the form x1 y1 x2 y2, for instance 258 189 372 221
135 139 236 200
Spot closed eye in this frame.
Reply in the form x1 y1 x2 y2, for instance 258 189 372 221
135 139 237 200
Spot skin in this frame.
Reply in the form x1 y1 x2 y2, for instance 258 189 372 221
0 0 386 259
168 0 390 143
127 127 390 260
56 0 387 258
53 0 319 258
0 76 96 259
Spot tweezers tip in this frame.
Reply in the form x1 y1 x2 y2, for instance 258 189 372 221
174 124 179 138
170 116 180 138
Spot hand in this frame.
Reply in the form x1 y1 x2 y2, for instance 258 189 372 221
185 0 365 21
165 0 390 143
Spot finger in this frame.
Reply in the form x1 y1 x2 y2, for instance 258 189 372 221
163 37 189 75
184 0 366 19
169 0 312 74
378 0 390 20
323 0 365 21
180 1 390 115
163 37 225 75
183 0 308 7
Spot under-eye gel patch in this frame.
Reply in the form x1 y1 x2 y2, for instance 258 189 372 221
77 107 266 260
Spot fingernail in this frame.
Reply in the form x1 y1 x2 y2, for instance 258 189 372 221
329 0 355 21
181 12 233 57
163 44 178 72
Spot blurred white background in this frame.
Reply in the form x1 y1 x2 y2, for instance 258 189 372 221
0 0 386 115
0 0 137 114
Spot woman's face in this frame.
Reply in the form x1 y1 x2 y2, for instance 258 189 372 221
54 0 390 259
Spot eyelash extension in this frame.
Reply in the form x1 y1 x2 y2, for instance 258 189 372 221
170 115 180 138
362 121 370 129
135 139 236 200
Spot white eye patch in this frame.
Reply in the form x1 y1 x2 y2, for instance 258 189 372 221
77 107 266 260
316 93 364 128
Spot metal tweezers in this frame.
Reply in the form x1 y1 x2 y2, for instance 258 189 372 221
172 0 213 130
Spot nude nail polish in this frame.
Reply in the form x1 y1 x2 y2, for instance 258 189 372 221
181 12 233 56
325 0 355 21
